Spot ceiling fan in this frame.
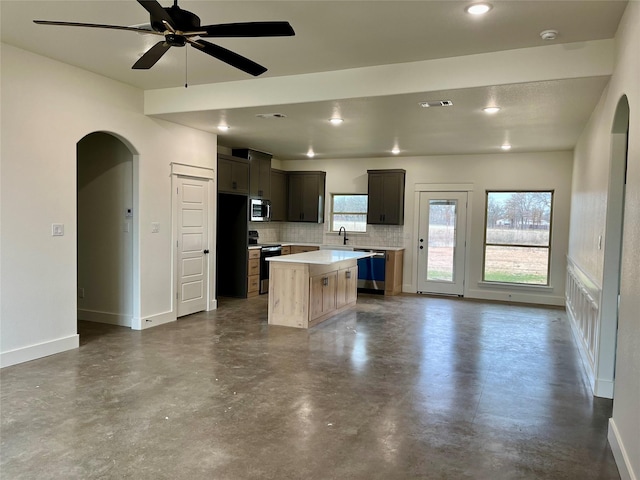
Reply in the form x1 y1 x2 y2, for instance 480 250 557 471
34 0 295 76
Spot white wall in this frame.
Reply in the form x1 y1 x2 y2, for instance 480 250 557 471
0 44 218 367
569 2 640 479
280 150 573 306
77 132 133 327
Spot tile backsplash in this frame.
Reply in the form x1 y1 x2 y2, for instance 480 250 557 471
249 222 407 248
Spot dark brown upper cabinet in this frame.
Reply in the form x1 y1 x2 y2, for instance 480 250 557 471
217 154 249 195
232 148 272 199
367 169 406 225
270 168 288 221
287 171 326 223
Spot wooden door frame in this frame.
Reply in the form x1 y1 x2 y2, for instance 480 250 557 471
171 163 217 319
411 184 474 295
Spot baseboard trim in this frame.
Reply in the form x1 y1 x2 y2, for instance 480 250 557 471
209 298 218 311
77 309 132 327
465 288 565 306
608 418 636 480
136 310 175 330
1 334 79 368
594 378 614 399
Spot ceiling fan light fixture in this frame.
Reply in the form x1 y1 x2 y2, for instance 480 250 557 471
391 147 401 155
217 125 230 132
465 3 492 15
501 144 512 151
307 149 315 158
483 106 501 114
329 117 344 125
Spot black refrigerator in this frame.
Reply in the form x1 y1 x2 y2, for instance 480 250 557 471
217 193 248 297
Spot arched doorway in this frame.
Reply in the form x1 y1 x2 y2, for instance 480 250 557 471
77 132 135 329
596 95 630 398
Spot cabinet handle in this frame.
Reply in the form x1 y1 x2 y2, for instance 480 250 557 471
322 277 328 286
346 271 351 279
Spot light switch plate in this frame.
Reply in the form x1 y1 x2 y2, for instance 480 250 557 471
52 224 64 236
151 222 160 233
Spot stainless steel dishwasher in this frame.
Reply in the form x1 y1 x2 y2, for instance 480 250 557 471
355 249 386 293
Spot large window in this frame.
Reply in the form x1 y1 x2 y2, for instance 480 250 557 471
331 194 368 232
483 191 553 285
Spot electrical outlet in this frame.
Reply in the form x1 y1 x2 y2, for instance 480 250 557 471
151 222 160 233
78 287 85 298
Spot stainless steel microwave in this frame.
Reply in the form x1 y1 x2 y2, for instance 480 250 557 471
250 198 271 222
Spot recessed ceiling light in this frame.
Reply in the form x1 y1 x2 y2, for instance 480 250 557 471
501 144 512 151
391 147 400 155
329 117 344 125
307 149 315 158
217 125 230 132
483 107 501 114
465 3 492 15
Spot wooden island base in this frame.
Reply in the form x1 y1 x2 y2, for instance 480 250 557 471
267 251 372 329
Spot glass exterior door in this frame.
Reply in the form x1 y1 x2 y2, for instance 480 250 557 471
417 192 467 295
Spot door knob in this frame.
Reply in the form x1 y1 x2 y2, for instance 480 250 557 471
203 249 210 254
419 246 424 249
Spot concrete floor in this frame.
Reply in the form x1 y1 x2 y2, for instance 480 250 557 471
1 294 620 479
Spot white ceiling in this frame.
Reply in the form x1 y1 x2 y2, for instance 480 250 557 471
0 1 629 160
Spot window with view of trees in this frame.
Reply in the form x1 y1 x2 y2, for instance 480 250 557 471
483 191 553 285
331 194 368 232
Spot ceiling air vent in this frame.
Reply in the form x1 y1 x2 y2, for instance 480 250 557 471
419 100 454 108
255 113 287 119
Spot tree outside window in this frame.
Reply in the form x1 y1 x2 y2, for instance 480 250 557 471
484 191 553 285
331 194 367 232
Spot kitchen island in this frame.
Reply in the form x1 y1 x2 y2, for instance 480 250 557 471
267 250 374 329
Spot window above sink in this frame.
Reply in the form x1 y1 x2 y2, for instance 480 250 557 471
331 194 368 233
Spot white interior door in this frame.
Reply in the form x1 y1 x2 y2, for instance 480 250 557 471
417 192 467 295
177 176 209 317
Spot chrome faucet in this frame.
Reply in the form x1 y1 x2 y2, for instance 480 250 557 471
338 226 349 245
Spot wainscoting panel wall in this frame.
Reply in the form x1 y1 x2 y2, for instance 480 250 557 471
565 257 602 392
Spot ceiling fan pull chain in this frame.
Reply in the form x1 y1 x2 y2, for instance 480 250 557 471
184 46 188 88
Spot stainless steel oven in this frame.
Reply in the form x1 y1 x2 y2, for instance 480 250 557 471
250 198 271 222
260 245 282 294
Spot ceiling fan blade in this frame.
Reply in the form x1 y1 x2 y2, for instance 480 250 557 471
190 39 267 76
33 20 162 35
137 0 175 28
200 21 295 38
132 41 171 69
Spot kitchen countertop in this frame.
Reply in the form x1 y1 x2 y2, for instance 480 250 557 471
266 249 375 265
249 243 404 251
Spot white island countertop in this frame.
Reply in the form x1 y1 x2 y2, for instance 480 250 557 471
267 249 374 265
